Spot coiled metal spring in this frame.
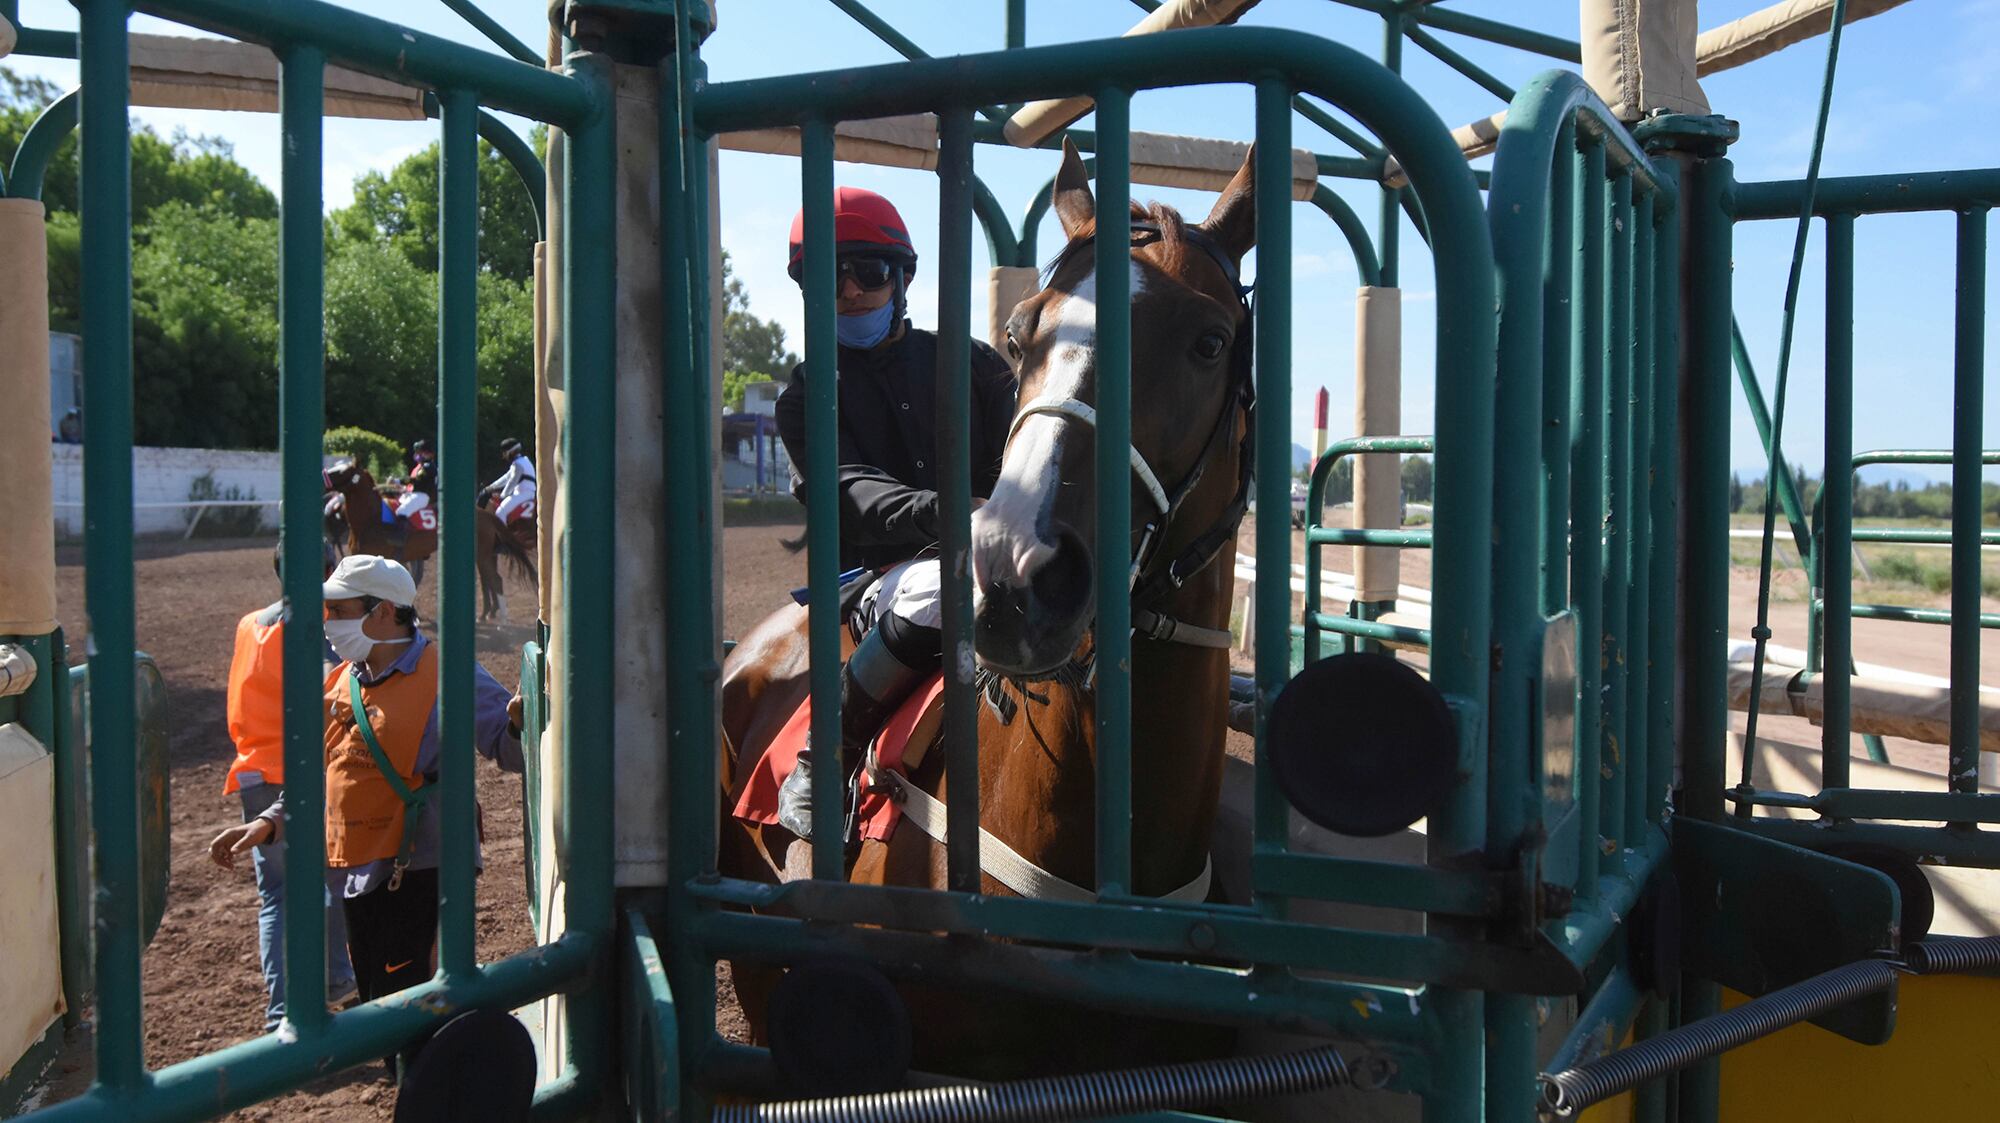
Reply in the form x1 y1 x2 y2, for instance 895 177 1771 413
1905 934 2000 975
1538 959 1899 1118
713 1043 1350 1123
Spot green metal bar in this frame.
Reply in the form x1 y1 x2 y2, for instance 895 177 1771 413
477 110 548 240
1306 526 1433 548
971 175 1019 267
1094 86 1133 897
1841 601 2000 628
27 937 595 1123
45 631 91 1023
277 44 330 1040
438 0 540 64
1251 851 1498 916
1408 3 1582 62
1541 117 1576 615
437 88 480 980
1625 190 1655 838
800 120 844 880
1306 612 1430 647
824 0 1009 125
935 107 981 893
1679 153 1736 824
1646 172 1680 828
1006 0 1025 48
1571 137 1607 888
1854 448 2000 468
1727 786 2000 823
1600 170 1633 858
78 0 145 1092
1308 183 1381 286
1728 319 1812 558
1849 528 2000 546
139 0 591 125
5 88 78 201
659 19 721 1118
12 27 79 58
1736 815 2000 867
1403 23 1514 103
1734 168 2000 220
1377 12 1403 288
559 47 619 1107
1292 93 1388 161
1822 213 1855 791
1950 207 1988 794
624 910 682 1119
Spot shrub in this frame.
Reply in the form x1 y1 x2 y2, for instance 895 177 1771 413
324 425 403 481
186 472 266 537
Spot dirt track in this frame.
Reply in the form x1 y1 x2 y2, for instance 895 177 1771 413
34 516 1989 1117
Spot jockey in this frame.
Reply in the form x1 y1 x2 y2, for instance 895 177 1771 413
772 186 1018 841
397 438 437 521
484 437 537 523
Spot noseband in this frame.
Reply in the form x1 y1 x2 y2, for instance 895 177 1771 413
1007 221 1257 649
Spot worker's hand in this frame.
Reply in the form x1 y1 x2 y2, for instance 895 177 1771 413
507 693 525 734
209 818 274 871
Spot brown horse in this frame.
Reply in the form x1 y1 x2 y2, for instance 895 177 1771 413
719 143 1259 1080
480 490 538 556
322 461 536 621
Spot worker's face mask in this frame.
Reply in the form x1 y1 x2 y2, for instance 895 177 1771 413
324 611 412 665
836 299 896 350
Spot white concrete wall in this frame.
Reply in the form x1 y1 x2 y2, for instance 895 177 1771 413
50 445 331 538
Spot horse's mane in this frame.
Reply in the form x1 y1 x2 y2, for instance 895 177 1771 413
1041 201 1190 285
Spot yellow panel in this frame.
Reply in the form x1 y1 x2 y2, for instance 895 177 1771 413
1719 976 2000 1120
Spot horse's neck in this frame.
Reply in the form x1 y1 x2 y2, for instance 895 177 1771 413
976 560 1233 896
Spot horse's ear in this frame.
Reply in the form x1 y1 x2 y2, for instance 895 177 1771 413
1052 138 1096 243
1199 144 1257 262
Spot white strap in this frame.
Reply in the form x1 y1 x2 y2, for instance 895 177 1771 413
877 767 1212 905
1007 397 1172 517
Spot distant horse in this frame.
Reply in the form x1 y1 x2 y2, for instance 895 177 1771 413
322 461 536 621
480 489 538 557
718 142 1258 1080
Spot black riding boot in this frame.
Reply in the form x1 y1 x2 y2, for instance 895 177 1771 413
775 628 929 842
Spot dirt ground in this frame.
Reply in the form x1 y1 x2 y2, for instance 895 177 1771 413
31 513 1990 1118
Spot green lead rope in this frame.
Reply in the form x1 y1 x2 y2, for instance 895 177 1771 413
348 670 435 890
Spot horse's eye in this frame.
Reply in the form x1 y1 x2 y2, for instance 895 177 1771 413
1005 328 1023 362
1194 331 1229 361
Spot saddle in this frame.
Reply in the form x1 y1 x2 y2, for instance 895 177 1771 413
732 672 946 843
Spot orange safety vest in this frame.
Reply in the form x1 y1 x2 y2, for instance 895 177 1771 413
223 603 287 794
322 642 439 869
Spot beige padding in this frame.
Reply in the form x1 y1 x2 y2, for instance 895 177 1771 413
1352 286 1402 603
988 266 1040 353
0 724 64 1080
1582 0 1712 121
1728 659 2000 753
0 199 56 636
127 33 424 119
1128 131 1317 202
0 14 17 59
724 115 939 171
1003 0 1262 148
1697 0 1912 74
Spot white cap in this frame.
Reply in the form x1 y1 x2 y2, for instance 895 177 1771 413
323 555 418 607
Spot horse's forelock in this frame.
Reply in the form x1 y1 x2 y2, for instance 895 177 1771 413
1041 201 1190 289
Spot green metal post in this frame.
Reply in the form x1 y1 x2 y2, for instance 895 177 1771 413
936 107 981 892
78 0 146 1092
437 88 480 980
1600 170 1633 862
1626 192 1654 838
1403 23 1515 102
1678 154 1733 824
1093 86 1132 897
1821 213 1854 791
1252 83 1295 915
1950 207 1987 793
800 120 845 880
1647 177 1679 826
277 44 330 1039
1726 324 1810 557
438 0 540 64
1572 139 1607 890
560 48 618 1107
1541 120 1576 615
1377 13 1402 288
1006 0 1025 48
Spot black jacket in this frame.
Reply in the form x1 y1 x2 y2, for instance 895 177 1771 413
775 324 1017 571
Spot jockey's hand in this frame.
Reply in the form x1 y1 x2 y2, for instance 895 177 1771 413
209 818 274 870
507 693 525 736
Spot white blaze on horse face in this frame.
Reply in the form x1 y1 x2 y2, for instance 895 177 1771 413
974 260 1148 596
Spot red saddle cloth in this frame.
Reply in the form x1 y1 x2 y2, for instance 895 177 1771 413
732 672 947 842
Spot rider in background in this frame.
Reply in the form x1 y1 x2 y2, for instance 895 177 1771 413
772 186 1017 841
396 438 437 522
483 437 537 523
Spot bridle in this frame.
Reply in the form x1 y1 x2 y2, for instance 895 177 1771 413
1005 221 1257 651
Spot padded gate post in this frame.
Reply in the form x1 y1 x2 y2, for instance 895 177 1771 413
1581 0 1711 121
0 198 57 639
1352 284 1401 604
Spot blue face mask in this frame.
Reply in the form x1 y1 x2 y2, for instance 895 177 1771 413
836 300 896 350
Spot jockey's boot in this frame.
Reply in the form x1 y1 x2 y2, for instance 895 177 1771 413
774 628 929 842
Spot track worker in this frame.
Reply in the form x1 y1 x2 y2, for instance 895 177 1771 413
208 555 524 1025
482 437 537 524
222 542 357 1031
771 185 1016 840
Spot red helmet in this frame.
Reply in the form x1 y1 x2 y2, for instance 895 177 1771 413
787 186 917 282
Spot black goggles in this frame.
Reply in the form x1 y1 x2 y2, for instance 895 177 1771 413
836 255 900 291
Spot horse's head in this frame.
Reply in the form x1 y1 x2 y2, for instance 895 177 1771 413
972 141 1257 677
323 460 373 496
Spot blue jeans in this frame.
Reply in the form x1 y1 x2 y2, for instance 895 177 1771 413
240 781 356 1030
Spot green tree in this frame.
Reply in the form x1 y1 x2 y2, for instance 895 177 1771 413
324 239 438 440
330 130 544 283
476 270 537 459
1400 455 1432 504
721 249 798 390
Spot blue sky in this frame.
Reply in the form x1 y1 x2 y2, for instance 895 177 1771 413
9 0 1998 481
